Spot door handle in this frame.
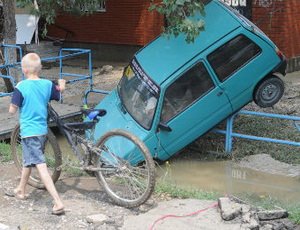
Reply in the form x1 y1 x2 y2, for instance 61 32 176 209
217 91 223 96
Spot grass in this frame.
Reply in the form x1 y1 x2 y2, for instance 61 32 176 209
155 180 219 200
232 115 300 164
186 114 300 164
61 156 89 177
0 141 12 162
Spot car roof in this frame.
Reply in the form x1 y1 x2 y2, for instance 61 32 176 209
135 0 241 85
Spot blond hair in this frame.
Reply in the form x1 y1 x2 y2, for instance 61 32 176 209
21 53 42 74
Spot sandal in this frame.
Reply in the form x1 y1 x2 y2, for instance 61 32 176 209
4 189 29 200
51 207 65 216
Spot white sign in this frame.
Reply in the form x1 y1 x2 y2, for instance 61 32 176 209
221 0 247 7
15 14 39 44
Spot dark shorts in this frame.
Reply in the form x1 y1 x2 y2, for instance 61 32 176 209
21 135 46 167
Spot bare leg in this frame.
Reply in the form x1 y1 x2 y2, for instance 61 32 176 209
36 163 64 211
14 167 31 199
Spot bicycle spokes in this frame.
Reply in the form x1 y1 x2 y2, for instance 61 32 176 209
94 130 155 207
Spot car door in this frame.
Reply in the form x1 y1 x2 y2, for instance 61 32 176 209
156 61 232 157
207 33 269 112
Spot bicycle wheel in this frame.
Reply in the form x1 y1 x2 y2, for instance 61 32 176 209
11 124 62 189
94 129 155 208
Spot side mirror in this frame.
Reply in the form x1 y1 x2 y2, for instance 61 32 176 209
157 122 172 132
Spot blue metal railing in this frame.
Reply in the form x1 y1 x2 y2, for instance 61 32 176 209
57 48 110 104
0 45 110 103
212 110 300 153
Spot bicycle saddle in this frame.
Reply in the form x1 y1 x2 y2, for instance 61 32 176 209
81 108 107 120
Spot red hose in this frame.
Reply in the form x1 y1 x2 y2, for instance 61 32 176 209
149 201 218 230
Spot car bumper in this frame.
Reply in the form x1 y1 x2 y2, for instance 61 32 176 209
273 57 287 76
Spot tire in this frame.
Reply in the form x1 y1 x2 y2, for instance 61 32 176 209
11 124 62 189
254 76 284 108
93 129 156 208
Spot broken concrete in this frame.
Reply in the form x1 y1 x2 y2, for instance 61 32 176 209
218 197 297 230
257 210 289 221
218 197 242 221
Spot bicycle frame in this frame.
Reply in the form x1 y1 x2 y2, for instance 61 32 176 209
47 103 98 165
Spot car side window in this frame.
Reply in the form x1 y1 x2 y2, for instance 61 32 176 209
207 35 261 82
161 62 214 123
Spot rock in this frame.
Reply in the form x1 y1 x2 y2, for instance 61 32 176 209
218 197 242 221
281 218 299 230
78 220 89 228
260 223 273 230
257 210 288 221
260 219 297 230
86 214 108 224
241 211 260 230
138 199 156 213
99 65 113 74
0 223 9 230
272 222 286 230
241 204 252 214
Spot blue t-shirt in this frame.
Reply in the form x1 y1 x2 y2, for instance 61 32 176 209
11 79 60 138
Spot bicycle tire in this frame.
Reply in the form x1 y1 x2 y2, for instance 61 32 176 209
11 124 62 189
94 129 155 208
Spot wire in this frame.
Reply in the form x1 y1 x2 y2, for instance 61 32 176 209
149 201 218 230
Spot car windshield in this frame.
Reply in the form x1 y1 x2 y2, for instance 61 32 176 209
117 58 160 130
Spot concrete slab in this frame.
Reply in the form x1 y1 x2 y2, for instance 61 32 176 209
122 199 241 230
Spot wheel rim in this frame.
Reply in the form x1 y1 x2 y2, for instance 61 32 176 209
261 83 280 103
96 134 152 203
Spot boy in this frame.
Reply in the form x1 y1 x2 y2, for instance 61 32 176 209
9 53 65 215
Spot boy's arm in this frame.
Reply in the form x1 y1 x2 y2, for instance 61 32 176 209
50 79 66 101
9 88 23 114
9 104 18 114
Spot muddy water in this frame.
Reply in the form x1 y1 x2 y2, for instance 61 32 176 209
55 134 300 203
157 159 300 203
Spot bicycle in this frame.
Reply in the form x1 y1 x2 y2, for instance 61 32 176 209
10 102 156 208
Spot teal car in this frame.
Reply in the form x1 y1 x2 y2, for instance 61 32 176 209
91 0 286 161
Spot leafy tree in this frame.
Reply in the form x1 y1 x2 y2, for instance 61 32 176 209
1 0 18 90
150 0 206 43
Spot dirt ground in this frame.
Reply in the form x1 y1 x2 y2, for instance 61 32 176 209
1 62 300 229
1 161 298 230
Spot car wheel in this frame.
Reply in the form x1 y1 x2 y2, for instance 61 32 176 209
254 76 284 108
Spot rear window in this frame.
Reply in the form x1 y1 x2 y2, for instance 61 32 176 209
207 35 261 82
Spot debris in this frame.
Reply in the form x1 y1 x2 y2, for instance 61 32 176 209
218 197 242 221
99 65 113 74
86 214 108 224
257 210 289 221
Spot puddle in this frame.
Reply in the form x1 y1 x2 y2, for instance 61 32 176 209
157 159 300 203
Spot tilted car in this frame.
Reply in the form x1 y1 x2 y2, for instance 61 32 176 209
90 0 287 162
